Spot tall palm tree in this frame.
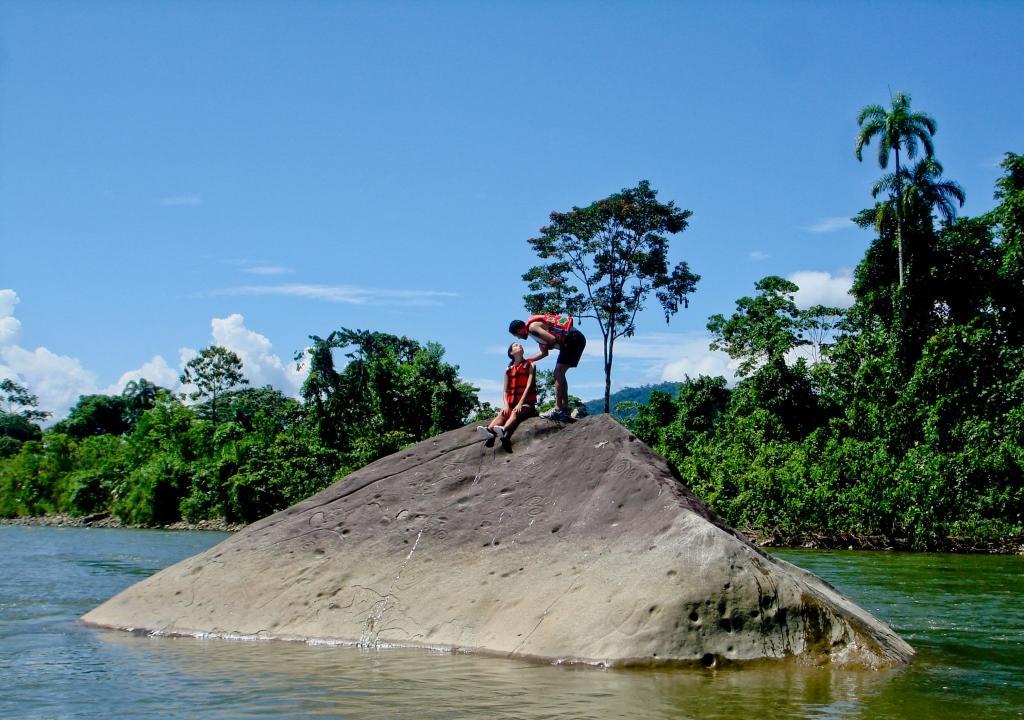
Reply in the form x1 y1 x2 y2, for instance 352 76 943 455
855 92 937 288
872 158 965 226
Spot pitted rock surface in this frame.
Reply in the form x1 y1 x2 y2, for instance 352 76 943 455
82 415 913 668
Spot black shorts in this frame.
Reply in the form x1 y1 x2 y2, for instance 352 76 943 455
556 329 586 368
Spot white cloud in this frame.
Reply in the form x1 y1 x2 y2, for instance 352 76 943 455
807 217 855 233
0 344 99 421
214 284 457 307
749 250 770 261
787 270 854 309
0 289 100 420
611 332 738 384
1 292 305 421
0 289 22 346
157 194 202 206
209 313 304 396
104 355 182 396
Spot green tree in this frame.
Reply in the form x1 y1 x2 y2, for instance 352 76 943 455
855 92 937 288
122 378 162 424
1 378 50 422
179 346 249 426
53 394 131 438
873 158 965 228
867 158 966 370
522 180 700 413
297 329 478 465
990 152 1024 342
707 276 808 377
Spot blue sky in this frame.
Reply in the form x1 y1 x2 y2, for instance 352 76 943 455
2 0 1022 419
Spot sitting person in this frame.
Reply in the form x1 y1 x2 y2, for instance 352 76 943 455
477 342 537 450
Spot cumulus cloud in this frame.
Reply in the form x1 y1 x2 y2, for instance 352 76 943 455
1 291 305 421
0 289 22 346
787 270 854 309
807 217 855 233
0 289 100 420
215 284 457 306
0 344 99 420
611 332 738 384
104 355 182 396
209 313 304 395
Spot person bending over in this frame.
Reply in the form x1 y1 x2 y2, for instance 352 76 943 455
508 313 585 422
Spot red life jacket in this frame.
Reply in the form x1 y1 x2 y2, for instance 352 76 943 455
505 360 537 406
526 313 574 346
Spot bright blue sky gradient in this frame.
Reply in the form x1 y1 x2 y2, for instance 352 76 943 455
2 1 1022 417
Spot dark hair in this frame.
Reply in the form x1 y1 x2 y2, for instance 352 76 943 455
507 342 517 367
508 319 526 335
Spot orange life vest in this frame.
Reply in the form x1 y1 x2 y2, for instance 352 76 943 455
526 313 574 346
505 360 537 406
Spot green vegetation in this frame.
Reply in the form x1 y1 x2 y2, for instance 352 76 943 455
627 108 1023 550
2 97 1020 552
0 332 480 526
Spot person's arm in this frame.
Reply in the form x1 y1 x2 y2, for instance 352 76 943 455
502 370 511 412
526 323 557 362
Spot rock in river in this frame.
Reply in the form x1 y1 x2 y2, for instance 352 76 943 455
83 415 913 668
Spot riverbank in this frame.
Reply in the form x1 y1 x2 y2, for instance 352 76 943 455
3 513 1021 553
745 527 1024 555
0 513 244 532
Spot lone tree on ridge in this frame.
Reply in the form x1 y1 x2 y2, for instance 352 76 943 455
522 180 700 414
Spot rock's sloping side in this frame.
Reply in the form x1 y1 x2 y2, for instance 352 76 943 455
82 415 913 668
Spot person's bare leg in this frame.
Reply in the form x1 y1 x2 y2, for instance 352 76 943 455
488 409 511 434
554 364 568 411
503 406 536 435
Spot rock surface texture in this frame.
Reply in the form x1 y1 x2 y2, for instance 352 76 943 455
83 415 913 668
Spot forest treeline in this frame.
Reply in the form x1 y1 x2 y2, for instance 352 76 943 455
627 149 1024 550
0 330 480 525
2 98 1021 550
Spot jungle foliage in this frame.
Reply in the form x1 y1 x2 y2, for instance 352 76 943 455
0 333 481 525
627 146 1024 551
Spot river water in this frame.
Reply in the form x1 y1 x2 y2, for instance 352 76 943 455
0 526 1021 719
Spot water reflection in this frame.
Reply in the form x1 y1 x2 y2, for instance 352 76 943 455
92 630 903 720
2 527 1023 720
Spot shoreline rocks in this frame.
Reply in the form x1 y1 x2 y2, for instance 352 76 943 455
0 513 243 532
82 416 915 668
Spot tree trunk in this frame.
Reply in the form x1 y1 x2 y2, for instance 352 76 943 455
895 145 904 289
604 337 614 415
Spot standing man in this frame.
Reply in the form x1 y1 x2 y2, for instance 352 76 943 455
508 313 586 421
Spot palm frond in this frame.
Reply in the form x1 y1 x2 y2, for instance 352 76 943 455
878 135 891 168
916 128 935 158
856 104 886 125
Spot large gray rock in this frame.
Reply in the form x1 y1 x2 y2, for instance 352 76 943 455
82 415 913 668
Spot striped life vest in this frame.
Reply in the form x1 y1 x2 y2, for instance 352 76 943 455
505 360 537 406
526 313 574 346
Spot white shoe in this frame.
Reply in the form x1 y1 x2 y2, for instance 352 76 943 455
493 426 505 440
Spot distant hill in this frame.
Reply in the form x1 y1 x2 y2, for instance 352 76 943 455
584 382 683 418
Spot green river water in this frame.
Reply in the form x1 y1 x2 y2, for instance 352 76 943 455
0 525 1020 719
